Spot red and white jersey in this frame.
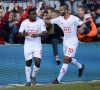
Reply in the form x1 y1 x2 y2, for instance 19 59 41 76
50 15 83 46
19 17 46 53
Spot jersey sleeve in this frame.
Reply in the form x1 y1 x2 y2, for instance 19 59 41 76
50 17 60 24
75 17 83 26
40 20 46 32
19 21 25 33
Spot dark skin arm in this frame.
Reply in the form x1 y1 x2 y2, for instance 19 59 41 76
18 31 46 38
18 32 29 37
31 31 47 38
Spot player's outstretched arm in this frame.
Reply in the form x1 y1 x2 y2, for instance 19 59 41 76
77 20 91 34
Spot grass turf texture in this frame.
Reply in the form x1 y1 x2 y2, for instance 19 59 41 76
1 81 100 90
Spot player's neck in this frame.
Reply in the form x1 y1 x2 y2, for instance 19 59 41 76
64 13 70 20
29 19 36 22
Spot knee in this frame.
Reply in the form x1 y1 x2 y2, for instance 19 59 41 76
64 56 72 63
35 60 41 68
26 60 32 67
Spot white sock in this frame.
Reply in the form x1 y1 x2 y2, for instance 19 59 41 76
32 65 40 77
57 63 68 82
25 66 31 82
71 58 82 69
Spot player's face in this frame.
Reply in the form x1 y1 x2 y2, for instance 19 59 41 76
29 11 37 21
59 6 67 16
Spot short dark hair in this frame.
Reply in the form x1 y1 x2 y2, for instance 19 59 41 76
78 5 88 14
60 4 69 10
28 8 36 14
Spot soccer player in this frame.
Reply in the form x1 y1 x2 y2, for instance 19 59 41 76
18 8 46 86
44 4 85 84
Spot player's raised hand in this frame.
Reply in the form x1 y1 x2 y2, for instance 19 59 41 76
31 34 39 38
8 6 13 12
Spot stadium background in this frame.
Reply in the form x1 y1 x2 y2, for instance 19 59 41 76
2 0 100 15
2 0 82 13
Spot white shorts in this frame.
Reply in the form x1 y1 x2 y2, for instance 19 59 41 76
24 50 42 61
63 40 78 57
63 45 78 57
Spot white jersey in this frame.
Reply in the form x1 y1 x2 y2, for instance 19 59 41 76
19 17 46 53
50 15 83 47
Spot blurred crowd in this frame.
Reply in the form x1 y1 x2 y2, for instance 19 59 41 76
0 0 100 45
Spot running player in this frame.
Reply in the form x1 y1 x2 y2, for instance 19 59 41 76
18 8 46 86
44 4 85 84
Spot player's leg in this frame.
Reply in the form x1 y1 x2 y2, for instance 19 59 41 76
71 58 82 69
31 50 42 85
57 56 71 82
52 42 84 84
69 42 85 77
71 58 85 77
52 45 70 84
69 45 82 69
24 53 33 86
51 39 61 65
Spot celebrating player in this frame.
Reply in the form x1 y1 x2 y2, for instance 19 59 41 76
44 4 85 84
18 8 46 86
